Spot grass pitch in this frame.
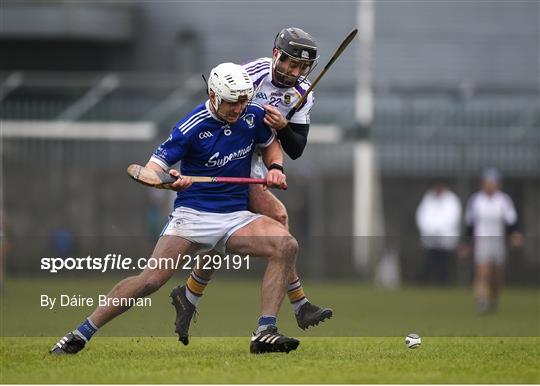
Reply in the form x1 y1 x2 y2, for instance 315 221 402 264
1 337 539 383
2 278 539 337
1 278 539 383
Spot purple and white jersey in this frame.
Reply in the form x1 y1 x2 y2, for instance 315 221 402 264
242 57 314 125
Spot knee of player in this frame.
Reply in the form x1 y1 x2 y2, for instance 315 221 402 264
278 235 298 261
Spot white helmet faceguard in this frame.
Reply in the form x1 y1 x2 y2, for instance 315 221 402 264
207 63 255 112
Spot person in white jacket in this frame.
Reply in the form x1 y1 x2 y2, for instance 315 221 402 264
416 182 462 284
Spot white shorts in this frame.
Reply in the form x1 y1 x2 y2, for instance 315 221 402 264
474 237 506 266
161 206 262 254
250 152 267 179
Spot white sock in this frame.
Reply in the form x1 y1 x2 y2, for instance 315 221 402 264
292 298 308 314
185 287 200 306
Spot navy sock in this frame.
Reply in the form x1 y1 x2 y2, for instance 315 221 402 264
256 315 276 334
74 318 98 341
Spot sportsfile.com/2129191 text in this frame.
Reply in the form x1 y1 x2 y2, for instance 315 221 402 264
40 253 250 273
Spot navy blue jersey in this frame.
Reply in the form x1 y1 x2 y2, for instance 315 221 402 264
150 101 274 213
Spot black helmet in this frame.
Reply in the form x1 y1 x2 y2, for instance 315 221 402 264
273 27 318 87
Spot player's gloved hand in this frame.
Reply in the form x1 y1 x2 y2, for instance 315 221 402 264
168 169 193 192
265 169 287 190
263 104 288 130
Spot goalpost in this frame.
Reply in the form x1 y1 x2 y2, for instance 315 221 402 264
353 0 396 285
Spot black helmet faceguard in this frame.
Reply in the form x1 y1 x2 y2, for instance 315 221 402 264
273 27 318 88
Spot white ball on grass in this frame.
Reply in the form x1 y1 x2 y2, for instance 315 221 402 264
405 333 421 349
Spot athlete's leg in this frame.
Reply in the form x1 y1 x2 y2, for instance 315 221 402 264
192 264 215 281
248 185 299 284
226 216 297 317
489 263 505 310
227 215 300 353
175 250 217 312
474 261 492 312
51 236 198 354
437 249 452 285
248 184 289 228
248 184 333 329
190 249 219 283
89 236 197 327
170 249 219 346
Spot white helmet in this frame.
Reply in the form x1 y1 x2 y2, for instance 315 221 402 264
207 62 254 112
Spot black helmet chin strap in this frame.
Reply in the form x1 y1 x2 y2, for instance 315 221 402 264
202 74 208 96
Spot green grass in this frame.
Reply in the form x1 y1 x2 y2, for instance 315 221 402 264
1 337 539 383
2 277 539 337
1 278 539 383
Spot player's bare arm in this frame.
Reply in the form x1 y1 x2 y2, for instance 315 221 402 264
145 160 193 192
145 160 166 172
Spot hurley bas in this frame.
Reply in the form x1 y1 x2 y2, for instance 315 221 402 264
41 294 151 310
